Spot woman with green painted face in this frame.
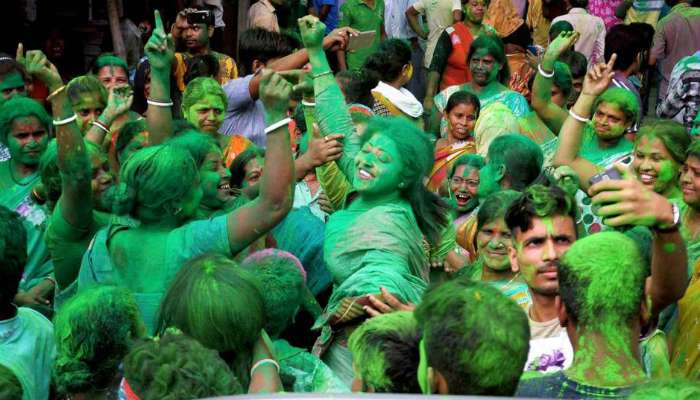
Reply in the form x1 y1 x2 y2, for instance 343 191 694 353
298 15 450 384
182 77 227 141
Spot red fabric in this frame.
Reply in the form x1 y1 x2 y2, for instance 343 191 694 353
441 23 473 90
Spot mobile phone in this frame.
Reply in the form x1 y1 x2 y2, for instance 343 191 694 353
589 167 623 186
186 10 211 25
347 31 376 52
526 45 543 57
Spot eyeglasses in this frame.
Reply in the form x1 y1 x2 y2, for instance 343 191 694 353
450 177 479 187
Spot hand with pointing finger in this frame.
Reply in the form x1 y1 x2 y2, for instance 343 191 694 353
145 10 174 71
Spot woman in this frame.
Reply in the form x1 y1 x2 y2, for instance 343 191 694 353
458 190 530 308
91 53 129 90
53 286 144 399
66 75 108 135
181 77 231 146
77 71 295 334
424 0 495 111
365 39 424 127
298 15 450 384
427 91 480 192
447 154 484 228
429 34 554 146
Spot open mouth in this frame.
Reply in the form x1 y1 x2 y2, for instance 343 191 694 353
358 168 374 180
455 192 470 205
638 173 656 185
218 182 232 194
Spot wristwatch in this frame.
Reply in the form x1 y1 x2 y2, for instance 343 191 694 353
654 202 680 233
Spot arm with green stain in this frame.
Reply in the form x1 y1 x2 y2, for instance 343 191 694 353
650 228 688 316
553 55 617 189
531 31 577 133
248 330 283 393
144 10 174 145
226 70 295 255
85 86 134 146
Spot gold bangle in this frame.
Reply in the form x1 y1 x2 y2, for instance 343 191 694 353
46 85 66 102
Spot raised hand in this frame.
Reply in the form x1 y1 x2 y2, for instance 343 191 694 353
103 86 134 123
322 26 358 52
543 31 580 65
145 10 174 71
259 69 293 121
298 15 327 50
278 69 314 99
17 45 62 90
582 53 617 97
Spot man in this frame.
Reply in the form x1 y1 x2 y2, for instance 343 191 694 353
171 7 238 92
406 0 461 72
338 0 385 71
309 0 339 33
248 0 285 32
604 24 644 130
414 278 530 395
657 51 700 132
650 0 700 102
551 0 606 65
0 205 55 400
221 27 350 147
385 0 424 100
516 232 649 397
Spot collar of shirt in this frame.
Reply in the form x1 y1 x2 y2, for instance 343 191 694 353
358 0 378 10
260 0 276 13
568 7 588 15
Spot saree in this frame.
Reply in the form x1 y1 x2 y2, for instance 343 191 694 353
427 140 476 192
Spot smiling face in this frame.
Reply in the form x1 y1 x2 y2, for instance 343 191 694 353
242 156 264 188
354 134 404 198
681 156 700 208
633 135 679 195
72 94 106 134
477 218 512 271
469 48 501 87
509 215 576 296
6 116 48 168
199 146 232 209
593 102 629 142
450 165 480 213
447 103 477 142
97 65 129 90
184 94 225 134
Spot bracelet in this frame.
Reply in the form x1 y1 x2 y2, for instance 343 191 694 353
654 202 681 233
264 117 291 135
311 70 333 79
46 85 66 102
537 64 555 79
250 358 280 377
301 99 316 107
147 98 174 107
91 120 110 134
53 114 77 126
568 109 591 124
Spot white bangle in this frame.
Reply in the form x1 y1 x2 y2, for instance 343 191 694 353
91 120 110 134
147 99 174 107
53 115 77 126
568 109 591 123
264 117 291 135
538 64 555 79
250 358 280 377
301 100 316 107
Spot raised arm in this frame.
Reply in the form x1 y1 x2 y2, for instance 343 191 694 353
532 31 578 133
144 10 175 145
553 55 617 189
85 86 133 146
226 70 295 255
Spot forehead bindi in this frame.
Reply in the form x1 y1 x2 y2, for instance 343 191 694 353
11 116 43 134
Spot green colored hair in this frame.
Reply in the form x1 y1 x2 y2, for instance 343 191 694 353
66 74 108 108
593 87 640 125
181 77 228 114
92 53 128 75
240 249 306 338
505 184 577 235
486 134 544 191
348 311 421 393
448 153 485 179
687 138 700 161
166 131 218 169
635 118 691 164
414 278 530 395
553 61 573 98
156 253 264 387
0 364 22 400
123 330 243 399
0 96 51 145
53 286 143 395
476 190 521 233
112 145 199 220
361 117 449 245
467 34 511 86
628 378 700 399
116 119 148 163
559 232 645 328
0 205 26 305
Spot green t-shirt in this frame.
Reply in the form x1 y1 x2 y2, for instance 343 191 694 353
0 162 50 292
579 124 634 167
340 0 384 71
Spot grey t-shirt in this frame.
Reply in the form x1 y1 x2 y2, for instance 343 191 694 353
221 74 267 148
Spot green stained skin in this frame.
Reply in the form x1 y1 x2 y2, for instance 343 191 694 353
469 48 501 91
464 0 486 25
633 135 681 199
0 72 26 101
184 94 226 135
476 162 502 200
352 134 404 206
7 116 49 172
476 219 512 273
199 145 232 210
450 165 479 213
72 94 106 135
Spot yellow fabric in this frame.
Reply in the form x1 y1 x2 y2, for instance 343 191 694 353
624 8 661 27
316 161 352 212
371 91 424 129
173 51 239 92
456 212 479 261
670 258 700 379
526 0 550 47
485 0 524 37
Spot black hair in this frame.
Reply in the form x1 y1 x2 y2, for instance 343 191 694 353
503 22 532 49
445 90 481 116
238 28 298 75
448 153 485 179
487 134 543 191
363 39 412 84
505 184 577 235
558 50 588 79
336 70 375 108
0 53 30 83
184 54 220 85
0 205 26 305
229 147 265 189
605 25 642 72
414 278 530 395
115 120 148 162
549 20 574 42
132 58 151 114
570 0 589 7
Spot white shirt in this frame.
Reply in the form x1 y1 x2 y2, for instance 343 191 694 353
552 8 606 65
385 0 418 39
411 0 462 67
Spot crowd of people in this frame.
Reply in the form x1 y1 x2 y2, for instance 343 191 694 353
2 0 700 398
